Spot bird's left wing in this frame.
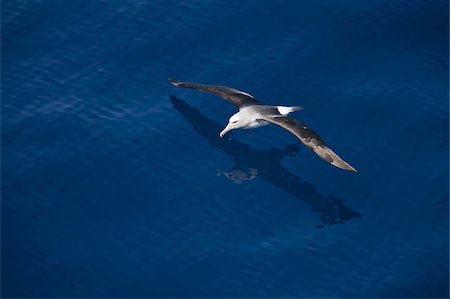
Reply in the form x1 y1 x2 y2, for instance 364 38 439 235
170 79 260 109
260 115 357 172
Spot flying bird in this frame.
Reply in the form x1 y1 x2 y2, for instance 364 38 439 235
169 79 356 172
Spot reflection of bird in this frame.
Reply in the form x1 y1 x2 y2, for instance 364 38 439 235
170 96 361 226
218 167 259 184
170 79 356 172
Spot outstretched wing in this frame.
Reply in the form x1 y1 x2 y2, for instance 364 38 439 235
260 116 357 172
170 79 260 109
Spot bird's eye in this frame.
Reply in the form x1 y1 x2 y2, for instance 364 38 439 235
232 120 238 123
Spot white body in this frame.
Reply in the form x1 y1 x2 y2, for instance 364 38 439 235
237 106 269 129
219 105 301 137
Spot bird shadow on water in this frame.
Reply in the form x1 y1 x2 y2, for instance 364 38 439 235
170 95 361 227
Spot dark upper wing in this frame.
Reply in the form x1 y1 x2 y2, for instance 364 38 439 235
260 115 357 172
170 79 260 109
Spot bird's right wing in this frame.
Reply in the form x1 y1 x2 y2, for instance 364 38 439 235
170 79 260 109
260 115 357 172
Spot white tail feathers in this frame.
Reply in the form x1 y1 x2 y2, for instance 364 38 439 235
277 106 304 116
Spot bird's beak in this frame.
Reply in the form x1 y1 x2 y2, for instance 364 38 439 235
219 123 233 137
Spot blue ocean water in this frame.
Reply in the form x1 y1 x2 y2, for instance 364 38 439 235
2 0 449 298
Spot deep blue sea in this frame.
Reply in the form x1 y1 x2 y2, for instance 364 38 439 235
2 0 449 298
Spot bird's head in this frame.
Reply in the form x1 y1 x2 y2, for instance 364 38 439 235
219 113 242 137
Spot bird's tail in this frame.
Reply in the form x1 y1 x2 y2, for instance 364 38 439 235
277 106 304 116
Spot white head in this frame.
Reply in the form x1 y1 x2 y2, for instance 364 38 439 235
219 113 244 137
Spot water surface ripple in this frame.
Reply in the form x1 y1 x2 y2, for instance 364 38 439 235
2 0 448 298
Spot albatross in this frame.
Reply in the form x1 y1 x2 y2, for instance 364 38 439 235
169 79 357 172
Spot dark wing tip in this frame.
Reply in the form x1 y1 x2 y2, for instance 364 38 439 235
331 159 357 172
169 78 182 87
323 148 356 172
